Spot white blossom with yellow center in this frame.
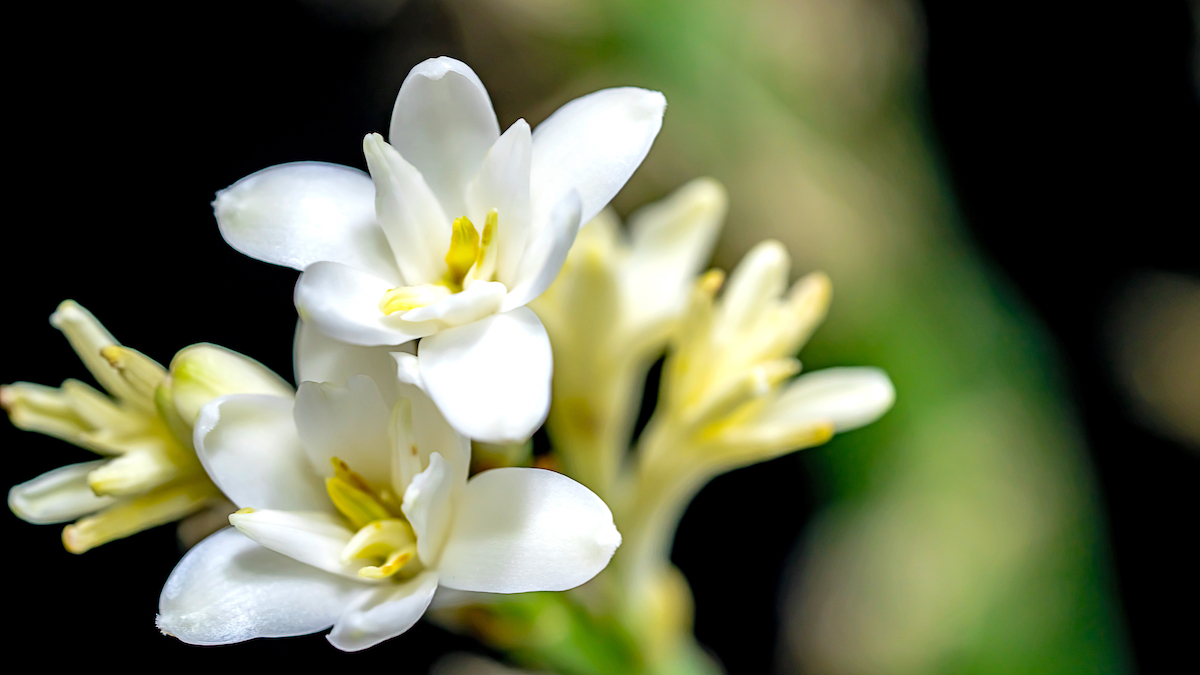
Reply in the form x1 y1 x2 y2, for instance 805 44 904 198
156 339 621 652
4 301 293 552
213 57 666 444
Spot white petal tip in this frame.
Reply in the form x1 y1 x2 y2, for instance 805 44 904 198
411 56 474 80
362 132 386 153
48 300 88 329
597 525 622 556
682 176 727 208
629 88 667 119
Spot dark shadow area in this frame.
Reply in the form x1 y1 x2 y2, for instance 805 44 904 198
919 2 1199 671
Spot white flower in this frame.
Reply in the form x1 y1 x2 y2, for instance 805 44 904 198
156 352 622 652
214 57 666 444
4 301 290 553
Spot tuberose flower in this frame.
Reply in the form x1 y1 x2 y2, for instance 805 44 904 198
156 344 622 651
4 302 291 552
214 57 666 443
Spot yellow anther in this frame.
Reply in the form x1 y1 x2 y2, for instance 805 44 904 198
480 210 497 252
466 209 499 285
359 546 416 579
444 216 480 291
235 507 255 515
378 284 449 316
342 517 418 579
698 268 726 296
326 458 398 529
331 457 371 491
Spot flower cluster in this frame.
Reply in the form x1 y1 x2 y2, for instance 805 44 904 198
5 57 893 665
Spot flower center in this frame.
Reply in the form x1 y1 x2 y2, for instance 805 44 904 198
378 209 499 315
326 457 420 581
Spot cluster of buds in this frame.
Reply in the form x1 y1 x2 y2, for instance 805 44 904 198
5 302 293 552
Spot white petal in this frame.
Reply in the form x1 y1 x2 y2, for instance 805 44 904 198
158 528 363 645
428 586 493 611
295 261 437 346
294 376 392 485
8 460 116 524
363 133 451 285
437 468 620 593
756 367 896 432
417 307 552 443
229 509 362 578
193 394 329 512
294 319 411 406
389 356 471 496
327 570 439 652
622 177 726 331
401 452 456 566
466 119 532 287
389 57 500 219
405 382 470 487
501 191 582 311
214 162 400 282
400 280 506 327
529 87 665 236
392 351 423 388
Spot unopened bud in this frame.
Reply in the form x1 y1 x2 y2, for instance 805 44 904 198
168 344 293 425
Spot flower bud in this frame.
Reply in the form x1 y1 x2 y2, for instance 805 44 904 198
168 344 294 426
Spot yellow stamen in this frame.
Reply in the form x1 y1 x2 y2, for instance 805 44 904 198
466 209 499 285
698 268 726 295
444 216 480 292
359 546 417 579
326 458 397 529
378 283 450 315
342 518 418 579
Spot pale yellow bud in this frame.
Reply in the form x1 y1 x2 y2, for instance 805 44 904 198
168 344 294 425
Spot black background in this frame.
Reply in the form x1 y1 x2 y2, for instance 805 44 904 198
1 1 1195 673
